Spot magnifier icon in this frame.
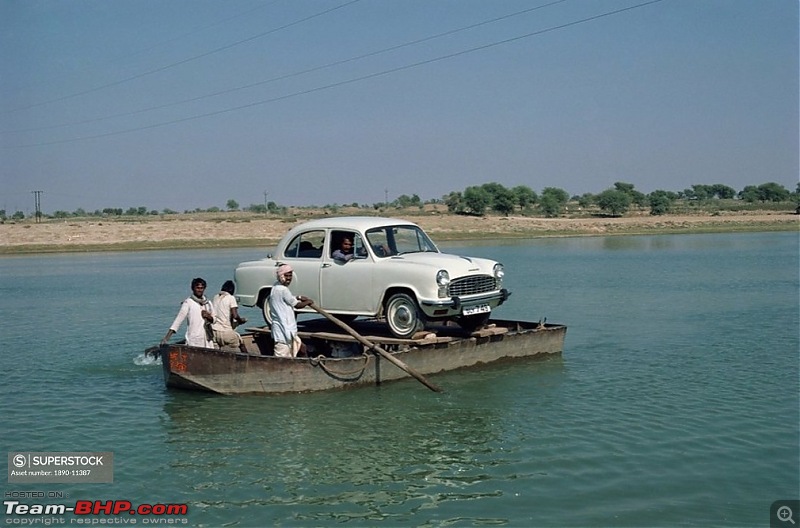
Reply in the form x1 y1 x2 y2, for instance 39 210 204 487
778 506 796 525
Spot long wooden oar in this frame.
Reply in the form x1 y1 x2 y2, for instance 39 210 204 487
309 303 443 393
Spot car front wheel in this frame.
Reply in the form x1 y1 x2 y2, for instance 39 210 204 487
385 293 424 339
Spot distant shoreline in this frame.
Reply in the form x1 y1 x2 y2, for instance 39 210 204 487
1 211 796 255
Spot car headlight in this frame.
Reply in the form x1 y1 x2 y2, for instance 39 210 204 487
493 263 504 280
436 270 450 298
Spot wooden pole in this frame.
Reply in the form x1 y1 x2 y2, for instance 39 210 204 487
308 304 443 393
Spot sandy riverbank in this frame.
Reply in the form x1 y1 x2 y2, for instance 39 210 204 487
0 212 796 254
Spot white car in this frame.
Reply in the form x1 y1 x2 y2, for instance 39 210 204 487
233 217 510 338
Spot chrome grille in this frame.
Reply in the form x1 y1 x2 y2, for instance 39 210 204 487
448 275 497 297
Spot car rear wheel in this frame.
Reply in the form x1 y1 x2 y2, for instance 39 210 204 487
260 291 272 326
385 293 424 339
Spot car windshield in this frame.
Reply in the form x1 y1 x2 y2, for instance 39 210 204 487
366 225 438 256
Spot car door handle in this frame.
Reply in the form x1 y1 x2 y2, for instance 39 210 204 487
322 263 331 268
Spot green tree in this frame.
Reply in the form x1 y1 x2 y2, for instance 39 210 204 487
443 191 463 213
541 187 570 205
577 193 594 209
757 182 791 202
614 181 647 207
537 187 569 217
691 184 712 201
491 187 517 216
479 182 507 199
613 181 636 194
511 185 537 209
226 199 239 211
538 187 568 216
738 185 759 202
739 182 791 203
463 186 490 216
710 184 736 199
648 190 674 215
477 182 511 213
12 211 25 220
596 189 631 216
795 182 800 214
396 194 421 208
538 195 561 217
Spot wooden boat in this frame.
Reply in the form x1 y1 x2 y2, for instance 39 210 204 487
152 318 567 395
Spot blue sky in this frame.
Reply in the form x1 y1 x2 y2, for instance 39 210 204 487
1 0 797 214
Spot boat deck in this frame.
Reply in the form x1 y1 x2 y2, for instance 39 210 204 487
245 317 514 348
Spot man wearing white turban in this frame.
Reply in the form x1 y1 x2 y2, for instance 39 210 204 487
268 264 313 357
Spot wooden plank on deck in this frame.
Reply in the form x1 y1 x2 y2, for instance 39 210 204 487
470 326 509 338
245 326 454 345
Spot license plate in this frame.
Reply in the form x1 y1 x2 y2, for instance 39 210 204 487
462 304 490 316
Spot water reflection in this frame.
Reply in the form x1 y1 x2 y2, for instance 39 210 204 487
159 356 566 524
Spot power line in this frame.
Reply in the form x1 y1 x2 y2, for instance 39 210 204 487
7 0 665 148
2 0 569 135
110 1 282 65
1 0 360 116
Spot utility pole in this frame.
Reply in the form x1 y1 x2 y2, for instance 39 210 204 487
263 191 269 216
31 190 43 223
384 188 389 208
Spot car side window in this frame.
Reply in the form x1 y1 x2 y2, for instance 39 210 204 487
365 228 394 257
330 231 365 260
371 225 436 255
284 230 325 259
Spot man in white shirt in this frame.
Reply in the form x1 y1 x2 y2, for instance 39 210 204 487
211 280 249 354
268 264 313 357
162 277 216 348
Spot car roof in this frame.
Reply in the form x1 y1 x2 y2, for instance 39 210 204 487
287 216 418 233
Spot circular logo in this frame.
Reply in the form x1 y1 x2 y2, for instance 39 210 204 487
13 454 27 468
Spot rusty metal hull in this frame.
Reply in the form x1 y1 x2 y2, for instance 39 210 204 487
158 319 566 395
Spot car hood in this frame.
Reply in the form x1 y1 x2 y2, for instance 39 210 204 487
389 252 497 276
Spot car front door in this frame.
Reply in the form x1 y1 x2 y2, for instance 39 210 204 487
319 232 377 314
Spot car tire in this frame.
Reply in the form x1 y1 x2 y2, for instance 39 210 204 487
385 293 424 339
261 293 272 327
